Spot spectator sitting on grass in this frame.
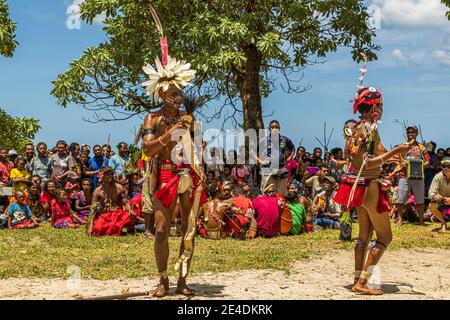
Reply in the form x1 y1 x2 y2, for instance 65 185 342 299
312 176 341 229
28 183 46 223
75 178 93 223
302 163 330 200
41 179 59 219
7 191 39 229
51 189 86 229
285 191 307 235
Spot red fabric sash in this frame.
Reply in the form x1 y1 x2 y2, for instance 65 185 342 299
334 181 391 214
333 182 366 208
153 166 207 208
93 210 131 236
377 184 391 213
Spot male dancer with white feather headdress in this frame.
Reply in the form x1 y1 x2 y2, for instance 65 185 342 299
140 5 206 298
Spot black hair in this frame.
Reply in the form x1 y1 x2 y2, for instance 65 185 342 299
318 163 329 170
44 179 60 192
82 178 92 184
250 187 263 198
69 142 80 151
56 140 68 148
93 145 102 150
117 142 127 149
232 187 243 196
285 191 297 202
31 175 42 182
269 120 280 128
36 142 47 149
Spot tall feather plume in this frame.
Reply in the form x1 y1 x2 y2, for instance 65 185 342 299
149 3 164 37
182 93 205 115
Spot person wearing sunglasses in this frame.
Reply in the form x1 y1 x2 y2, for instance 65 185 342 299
428 157 450 232
395 125 430 226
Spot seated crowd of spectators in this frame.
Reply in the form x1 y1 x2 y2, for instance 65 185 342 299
0 123 449 237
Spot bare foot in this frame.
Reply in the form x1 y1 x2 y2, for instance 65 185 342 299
395 217 403 227
351 283 384 295
175 285 196 296
152 279 169 298
144 231 155 239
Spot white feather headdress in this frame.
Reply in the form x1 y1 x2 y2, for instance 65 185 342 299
141 55 196 101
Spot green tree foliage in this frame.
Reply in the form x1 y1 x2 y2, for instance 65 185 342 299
52 0 380 130
0 108 41 152
0 0 17 57
443 0 450 18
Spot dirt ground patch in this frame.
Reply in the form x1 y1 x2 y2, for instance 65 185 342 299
1 248 448 300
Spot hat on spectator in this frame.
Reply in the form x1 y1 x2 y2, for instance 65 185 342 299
322 176 336 184
441 157 450 166
7 150 18 157
406 125 418 133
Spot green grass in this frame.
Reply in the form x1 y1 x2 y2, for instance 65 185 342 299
0 223 448 280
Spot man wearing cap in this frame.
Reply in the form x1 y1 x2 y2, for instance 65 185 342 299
312 176 341 229
396 125 430 225
428 157 450 232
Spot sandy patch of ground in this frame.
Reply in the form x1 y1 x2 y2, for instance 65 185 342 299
0 248 448 300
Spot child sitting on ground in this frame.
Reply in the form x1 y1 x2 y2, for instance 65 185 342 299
28 183 46 223
65 171 80 210
51 189 86 228
7 190 39 229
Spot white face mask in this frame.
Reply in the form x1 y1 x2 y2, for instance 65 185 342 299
270 128 280 135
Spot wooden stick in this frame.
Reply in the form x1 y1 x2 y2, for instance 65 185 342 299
314 136 325 149
77 291 151 300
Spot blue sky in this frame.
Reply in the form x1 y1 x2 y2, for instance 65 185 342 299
1 0 449 153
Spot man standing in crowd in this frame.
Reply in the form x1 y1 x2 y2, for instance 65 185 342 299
28 142 53 183
256 120 294 197
396 125 430 225
69 143 83 179
0 147 11 184
88 145 109 189
24 143 35 170
110 142 129 178
428 157 450 232
51 140 75 187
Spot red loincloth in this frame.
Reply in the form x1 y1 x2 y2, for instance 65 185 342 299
153 162 207 208
334 175 391 214
92 210 131 236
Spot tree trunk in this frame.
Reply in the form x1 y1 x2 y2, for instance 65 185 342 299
235 44 264 132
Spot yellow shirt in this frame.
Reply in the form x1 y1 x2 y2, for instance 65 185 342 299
10 168 30 192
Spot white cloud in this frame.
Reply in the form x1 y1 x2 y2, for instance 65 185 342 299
391 48 407 64
431 49 450 66
69 0 106 25
370 0 450 29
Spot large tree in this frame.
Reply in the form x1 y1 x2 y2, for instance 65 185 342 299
0 0 17 57
0 108 41 152
52 0 379 130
